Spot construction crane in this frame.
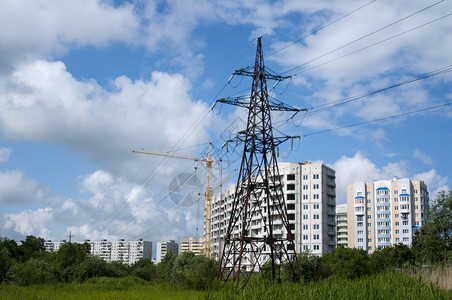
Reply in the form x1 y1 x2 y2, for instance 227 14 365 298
133 143 220 257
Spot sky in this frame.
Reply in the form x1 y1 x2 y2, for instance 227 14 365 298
0 0 451 246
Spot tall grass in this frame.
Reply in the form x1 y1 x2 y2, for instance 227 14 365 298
1 272 451 299
410 265 452 291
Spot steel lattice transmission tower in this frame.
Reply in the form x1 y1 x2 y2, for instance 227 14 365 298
216 37 306 284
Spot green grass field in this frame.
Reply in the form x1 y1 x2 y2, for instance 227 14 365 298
1 272 451 300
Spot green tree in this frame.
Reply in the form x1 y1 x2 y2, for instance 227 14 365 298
0 248 13 283
297 251 324 282
412 190 452 264
0 238 20 261
324 247 370 279
131 258 157 281
6 259 56 285
18 235 45 261
157 251 176 281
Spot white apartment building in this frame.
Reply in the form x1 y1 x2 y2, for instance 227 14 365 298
347 177 429 252
336 204 348 247
156 240 179 263
45 239 152 265
210 162 336 261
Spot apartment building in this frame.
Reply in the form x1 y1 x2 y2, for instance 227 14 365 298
179 237 204 255
336 204 348 247
347 177 429 252
44 239 152 265
156 240 179 263
210 161 336 261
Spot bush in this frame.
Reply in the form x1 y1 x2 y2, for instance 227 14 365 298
6 259 56 285
0 248 12 283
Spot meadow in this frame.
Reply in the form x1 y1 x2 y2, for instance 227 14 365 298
1 271 451 300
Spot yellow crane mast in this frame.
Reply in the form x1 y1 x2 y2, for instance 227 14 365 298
133 143 219 257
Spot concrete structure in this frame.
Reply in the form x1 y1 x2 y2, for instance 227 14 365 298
156 240 179 263
179 237 204 255
347 177 429 252
336 204 348 247
210 161 336 261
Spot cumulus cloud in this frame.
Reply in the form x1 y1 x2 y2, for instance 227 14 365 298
413 149 434 165
0 0 139 72
0 147 12 163
333 152 408 203
0 59 211 181
0 169 51 205
413 169 449 199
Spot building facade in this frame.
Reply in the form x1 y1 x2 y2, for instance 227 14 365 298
156 240 179 263
336 203 348 247
347 177 429 252
210 161 336 261
179 237 204 255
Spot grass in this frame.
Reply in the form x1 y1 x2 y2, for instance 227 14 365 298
1 272 452 300
410 265 452 291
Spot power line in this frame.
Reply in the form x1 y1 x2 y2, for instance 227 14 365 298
281 0 445 76
265 0 377 59
302 102 452 137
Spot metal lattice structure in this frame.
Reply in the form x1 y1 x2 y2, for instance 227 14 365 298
217 37 305 284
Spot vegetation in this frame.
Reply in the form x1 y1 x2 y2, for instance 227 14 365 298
0 190 451 298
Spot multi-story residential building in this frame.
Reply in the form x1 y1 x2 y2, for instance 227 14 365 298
336 204 348 247
45 239 152 265
210 161 336 261
156 240 179 263
129 239 152 265
179 237 204 255
347 177 429 252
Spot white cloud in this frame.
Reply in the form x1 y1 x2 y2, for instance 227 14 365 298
3 208 53 238
413 169 449 199
0 0 139 72
0 169 51 205
0 147 12 163
333 152 408 203
413 149 434 165
0 59 211 181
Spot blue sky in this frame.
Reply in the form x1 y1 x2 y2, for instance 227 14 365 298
0 0 451 244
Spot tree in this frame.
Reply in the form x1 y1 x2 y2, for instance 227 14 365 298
0 248 12 283
324 247 370 279
412 190 452 264
19 235 45 261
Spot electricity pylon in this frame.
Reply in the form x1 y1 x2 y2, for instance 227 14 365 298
216 37 306 285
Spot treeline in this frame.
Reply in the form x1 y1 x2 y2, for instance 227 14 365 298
0 237 217 289
1 191 451 288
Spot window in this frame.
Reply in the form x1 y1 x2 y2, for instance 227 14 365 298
303 235 308 240
313 224 319 230
313 214 319 220
368 223 372 227
415 197 419 202
303 185 308 190
402 221 408 226
303 224 308 230
313 234 319 240
358 238 363 243
302 175 308 180
367 206 371 211
313 184 319 190
287 184 295 190
395 214 399 218
287 194 295 200
303 245 309 250
313 204 319 209
303 214 308 220
396 238 400 242
395 222 399 226
394 190 398 195
313 174 319 180
396 230 399 234
368 238 372 243
402 229 409 234
395 206 398 210
287 204 295 210
394 197 398 202
303 195 308 200
287 174 295 181
313 194 320 200
313 245 320 250
367 215 371 219
303 204 309 210
357 230 363 235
